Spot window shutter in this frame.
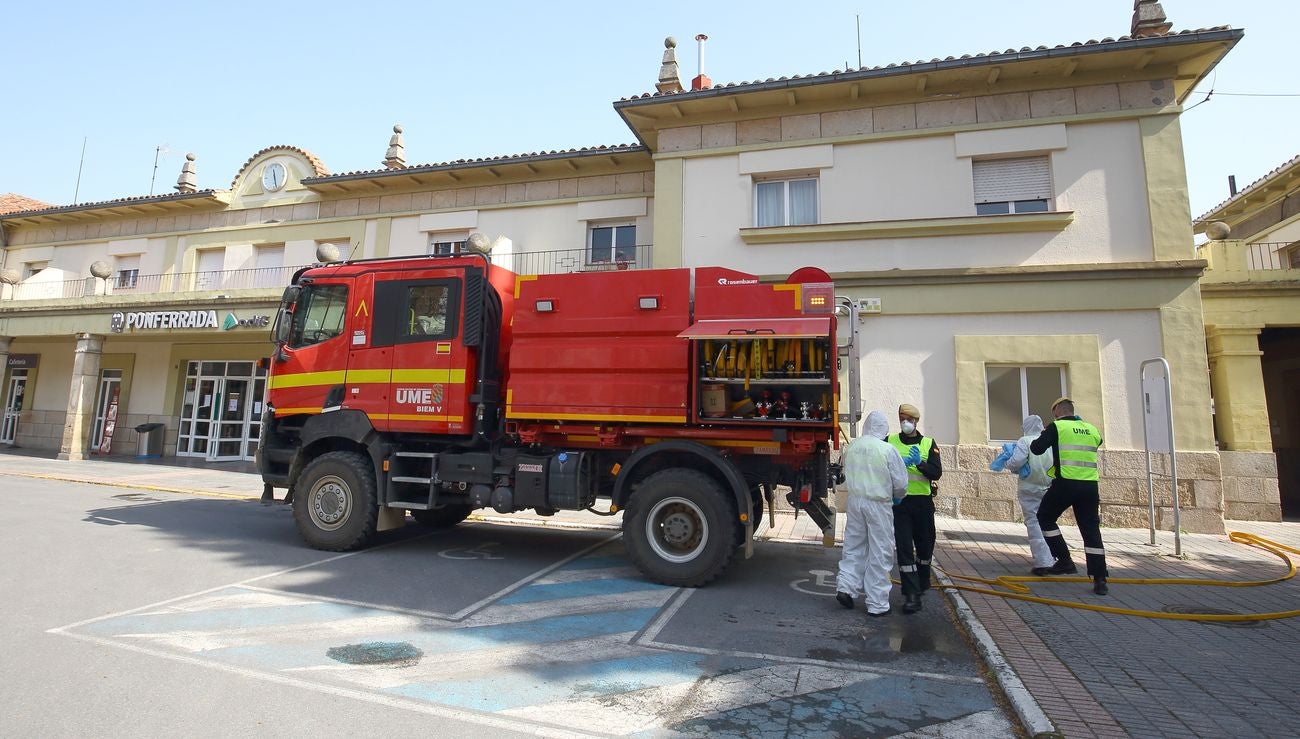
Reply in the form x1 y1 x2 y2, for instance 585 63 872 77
973 157 1051 203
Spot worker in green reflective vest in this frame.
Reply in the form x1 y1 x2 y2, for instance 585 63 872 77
887 403 942 615
1030 397 1109 595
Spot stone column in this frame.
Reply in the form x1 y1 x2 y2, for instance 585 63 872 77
1206 324 1272 451
0 336 11 374
58 333 105 461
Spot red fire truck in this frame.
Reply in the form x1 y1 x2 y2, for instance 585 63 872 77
258 245 858 586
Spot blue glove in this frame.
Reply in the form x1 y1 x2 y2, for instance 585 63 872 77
905 446 922 466
1018 463 1032 480
989 446 1013 472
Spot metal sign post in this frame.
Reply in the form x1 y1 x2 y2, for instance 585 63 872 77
1140 357 1180 556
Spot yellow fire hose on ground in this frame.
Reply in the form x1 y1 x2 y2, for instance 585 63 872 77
932 531 1300 622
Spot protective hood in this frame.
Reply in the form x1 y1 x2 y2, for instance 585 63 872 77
863 410 890 439
1022 414 1045 437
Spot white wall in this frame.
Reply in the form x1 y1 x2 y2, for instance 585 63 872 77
851 309 1161 450
680 119 1154 275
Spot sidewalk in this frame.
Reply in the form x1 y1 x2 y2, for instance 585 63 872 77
4 449 1297 738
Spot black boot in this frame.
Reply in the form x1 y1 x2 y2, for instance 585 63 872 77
902 594 922 614
836 591 855 609
1047 559 1078 575
1093 577 1108 596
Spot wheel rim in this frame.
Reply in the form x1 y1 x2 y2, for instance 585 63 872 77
308 474 351 531
646 496 709 563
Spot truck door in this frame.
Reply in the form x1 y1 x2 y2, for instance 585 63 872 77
372 275 470 435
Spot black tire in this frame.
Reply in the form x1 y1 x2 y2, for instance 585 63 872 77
410 504 473 528
292 451 378 551
623 468 739 587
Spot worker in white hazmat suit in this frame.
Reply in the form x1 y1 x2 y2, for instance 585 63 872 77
836 410 909 617
1002 415 1056 575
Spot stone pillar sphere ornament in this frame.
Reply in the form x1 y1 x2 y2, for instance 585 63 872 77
1205 221 1231 241
316 243 341 263
90 261 113 279
0 269 18 285
466 232 492 254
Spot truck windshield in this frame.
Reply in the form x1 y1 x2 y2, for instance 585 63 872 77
288 284 348 348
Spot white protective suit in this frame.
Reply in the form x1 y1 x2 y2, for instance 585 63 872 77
836 410 909 613
1005 414 1055 568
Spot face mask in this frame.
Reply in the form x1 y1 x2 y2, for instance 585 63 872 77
901 420 916 434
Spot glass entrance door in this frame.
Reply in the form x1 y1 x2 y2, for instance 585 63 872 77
209 377 249 461
91 370 124 453
178 360 266 461
1 370 28 445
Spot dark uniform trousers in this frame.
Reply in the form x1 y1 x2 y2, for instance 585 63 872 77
1036 477 1108 578
894 494 935 595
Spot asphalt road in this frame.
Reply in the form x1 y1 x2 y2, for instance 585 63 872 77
3 477 1014 737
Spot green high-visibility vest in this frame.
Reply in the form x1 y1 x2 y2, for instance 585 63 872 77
887 434 935 496
1050 420 1102 481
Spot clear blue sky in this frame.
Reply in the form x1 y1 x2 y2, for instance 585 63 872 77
2 1 1291 219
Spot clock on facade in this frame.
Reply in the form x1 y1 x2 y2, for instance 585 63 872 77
262 162 287 192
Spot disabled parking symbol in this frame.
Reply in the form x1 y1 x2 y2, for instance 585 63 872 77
790 569 838 596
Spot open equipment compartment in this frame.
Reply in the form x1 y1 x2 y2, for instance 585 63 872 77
680 317 835 425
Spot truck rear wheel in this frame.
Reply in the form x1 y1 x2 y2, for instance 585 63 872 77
410 505 472 528
292 451 378 551
624 469 737 587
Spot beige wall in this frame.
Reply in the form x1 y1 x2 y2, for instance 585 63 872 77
850 309 1160 449
676 119 1154 274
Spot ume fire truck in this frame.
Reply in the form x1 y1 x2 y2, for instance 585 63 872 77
258 241 861 586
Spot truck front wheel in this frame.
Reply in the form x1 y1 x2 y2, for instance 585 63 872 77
292 451 378 551
624 469 738 587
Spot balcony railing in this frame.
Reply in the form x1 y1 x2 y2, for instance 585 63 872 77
508 244 653 275
1242 242 1299 271
0 247 657 303
2 265 306 302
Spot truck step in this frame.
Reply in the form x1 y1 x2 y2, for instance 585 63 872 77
386 500 432 510
391 476 433 484
394 451 437 458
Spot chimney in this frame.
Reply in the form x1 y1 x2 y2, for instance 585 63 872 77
1131 0 1172 38
383 124 406 170
656 37 684 94
691 34 711 91
1228 175 1238 196
174 153 197 193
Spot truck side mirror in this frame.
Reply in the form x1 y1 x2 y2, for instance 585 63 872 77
281 285 301 303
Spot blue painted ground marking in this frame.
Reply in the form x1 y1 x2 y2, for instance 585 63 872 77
387 652 762 712
499 576 669 605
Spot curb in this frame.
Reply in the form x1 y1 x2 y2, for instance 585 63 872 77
934 564 1057 738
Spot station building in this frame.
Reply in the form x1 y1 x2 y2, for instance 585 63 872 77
1 3 1278 529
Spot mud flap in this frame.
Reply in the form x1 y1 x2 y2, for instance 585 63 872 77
377 506 406 532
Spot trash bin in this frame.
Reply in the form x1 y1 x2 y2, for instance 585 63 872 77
134 423 165 458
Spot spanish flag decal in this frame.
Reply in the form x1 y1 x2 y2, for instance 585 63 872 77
436 342 452 354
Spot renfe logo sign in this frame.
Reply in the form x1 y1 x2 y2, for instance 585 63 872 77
110 310 270 333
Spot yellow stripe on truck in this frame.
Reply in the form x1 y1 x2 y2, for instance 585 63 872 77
267 371 346 390
270 368 466 389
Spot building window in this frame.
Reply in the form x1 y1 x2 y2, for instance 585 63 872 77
973 156 1052 215
428 234 467 256
253 245 285 287
985 364 1066 441
114 255 141 289
755 177 818 227
23 262 47 280
588 224 637 264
